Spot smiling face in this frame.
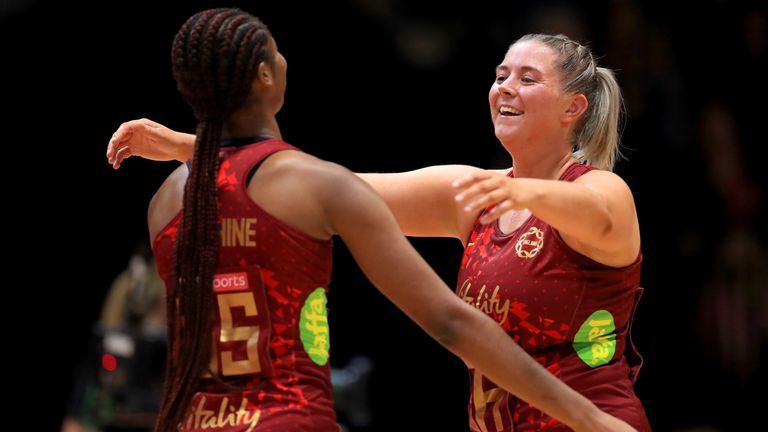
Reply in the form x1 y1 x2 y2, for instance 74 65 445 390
489 40 576 152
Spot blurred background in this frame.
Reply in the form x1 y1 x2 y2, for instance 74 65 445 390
4 0 766 430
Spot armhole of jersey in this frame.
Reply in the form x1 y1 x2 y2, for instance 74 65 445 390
151 212 181 253
246 160 265 187
242 146 297 189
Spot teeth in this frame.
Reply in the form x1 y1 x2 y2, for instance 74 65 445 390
499 106 522 115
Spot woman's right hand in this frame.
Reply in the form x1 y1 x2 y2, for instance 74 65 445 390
106 118 190 169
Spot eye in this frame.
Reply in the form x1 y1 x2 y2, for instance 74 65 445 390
495 75 507 84
521 76 536 84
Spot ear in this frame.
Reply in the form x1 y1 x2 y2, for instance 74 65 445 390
257 60 274 87
562 93 588 125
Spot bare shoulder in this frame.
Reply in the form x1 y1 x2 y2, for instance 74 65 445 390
268 152 386 214
268 150 350 174
576 169 627 183
574 169 634 198
148 163 188 241
249 150 373 239
258 150 363 194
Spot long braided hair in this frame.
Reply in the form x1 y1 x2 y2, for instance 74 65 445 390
156 8 273 431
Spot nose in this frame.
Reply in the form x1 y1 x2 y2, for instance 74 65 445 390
497 77 518 96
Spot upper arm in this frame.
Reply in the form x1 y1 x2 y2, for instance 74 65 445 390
147 163 187 242
357 165 483 242
318 167 465 336
570 170 640 263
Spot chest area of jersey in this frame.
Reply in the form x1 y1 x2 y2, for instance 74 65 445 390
457 222 585 340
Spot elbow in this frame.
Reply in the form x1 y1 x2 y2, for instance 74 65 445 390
433 323 459 349
428 301 470 351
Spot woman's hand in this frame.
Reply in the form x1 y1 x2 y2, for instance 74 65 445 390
453 171 530 224
106 118 188 169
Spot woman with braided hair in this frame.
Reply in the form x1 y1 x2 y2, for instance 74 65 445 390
116 9 639 432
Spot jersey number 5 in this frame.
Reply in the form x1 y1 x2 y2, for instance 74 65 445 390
210 292 262 376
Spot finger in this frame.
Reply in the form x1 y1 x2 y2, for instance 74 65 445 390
463 194 491 213
108 136 123 163
478 201 514 224
107 138 119 161
463 188 506 213
454 185 480 204
452 171 490 189
112 146 133 169
110 146 122 169
107 136 117 159
455 178 499 203
107 127 133 158
455 177 491 199
478 206 500 224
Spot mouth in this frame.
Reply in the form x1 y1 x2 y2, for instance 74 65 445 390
498 105 523 117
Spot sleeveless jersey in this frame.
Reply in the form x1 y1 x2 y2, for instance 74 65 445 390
153 139 338 432
456 163 650 432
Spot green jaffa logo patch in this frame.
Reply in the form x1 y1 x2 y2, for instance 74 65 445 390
299 288 330 365
573 310 616 368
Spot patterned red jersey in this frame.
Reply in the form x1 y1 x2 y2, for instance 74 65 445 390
456 163 650 432
153 139 338 432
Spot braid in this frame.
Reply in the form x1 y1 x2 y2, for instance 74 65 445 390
156 8 272 431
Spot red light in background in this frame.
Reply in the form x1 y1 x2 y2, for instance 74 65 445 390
102 353 117 372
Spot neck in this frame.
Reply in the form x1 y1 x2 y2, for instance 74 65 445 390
223 108 282 141
510 149 576 179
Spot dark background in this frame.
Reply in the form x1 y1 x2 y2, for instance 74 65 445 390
4 0 766 431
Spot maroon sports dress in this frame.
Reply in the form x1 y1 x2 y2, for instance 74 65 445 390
153 139 338 432
457 163 650 432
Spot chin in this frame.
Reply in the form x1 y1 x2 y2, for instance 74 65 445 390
494 126 516 141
